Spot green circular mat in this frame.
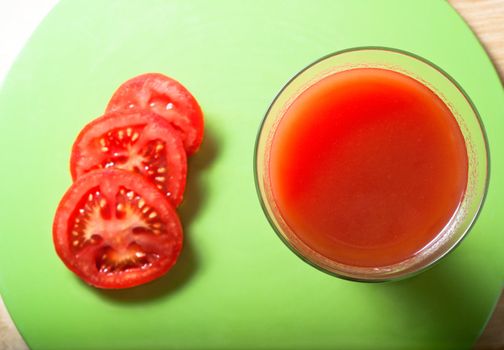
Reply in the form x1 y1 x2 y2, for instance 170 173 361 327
0 1 502 349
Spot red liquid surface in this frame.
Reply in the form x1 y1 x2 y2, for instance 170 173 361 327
269 68 468 267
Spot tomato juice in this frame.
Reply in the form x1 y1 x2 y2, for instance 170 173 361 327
269 68 468 267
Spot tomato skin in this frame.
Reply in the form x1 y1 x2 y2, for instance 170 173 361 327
70 111 187 207
106 73 204 155
53 169 183 289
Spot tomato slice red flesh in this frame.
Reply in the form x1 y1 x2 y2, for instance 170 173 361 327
106 73 204 155
70 111 187 207
53 169 183 289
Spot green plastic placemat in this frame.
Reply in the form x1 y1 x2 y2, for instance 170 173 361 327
0 1 503 349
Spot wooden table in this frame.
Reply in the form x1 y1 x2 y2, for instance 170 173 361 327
0 1 502 349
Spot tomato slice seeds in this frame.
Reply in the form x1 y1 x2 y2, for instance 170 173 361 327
70 112 187 207
53 169 183 289
106 73 204 155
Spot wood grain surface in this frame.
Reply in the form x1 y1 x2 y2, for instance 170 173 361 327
450 0 504 77
448 2 504 349
0 1 502 350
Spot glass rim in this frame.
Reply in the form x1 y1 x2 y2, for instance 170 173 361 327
253 46 490 283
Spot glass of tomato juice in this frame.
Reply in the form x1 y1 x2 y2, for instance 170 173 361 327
255 47 488 282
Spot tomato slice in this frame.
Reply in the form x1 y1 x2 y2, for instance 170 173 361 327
53 169 183 289
106 73 204 155
70 111 187 207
